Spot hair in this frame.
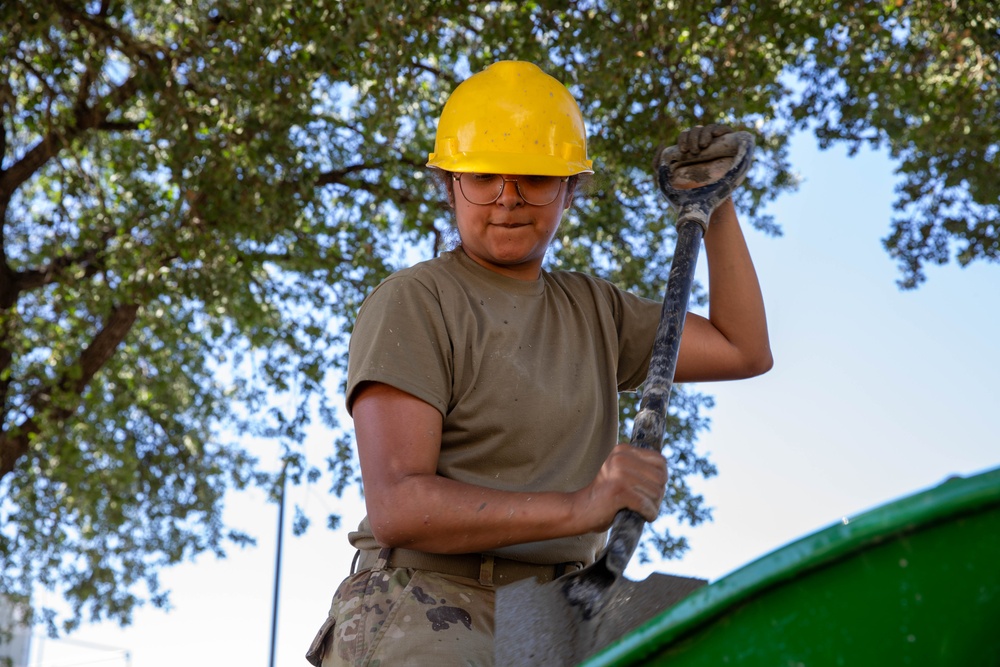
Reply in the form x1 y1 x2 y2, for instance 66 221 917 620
432 168 457 208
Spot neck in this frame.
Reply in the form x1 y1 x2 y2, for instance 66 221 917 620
458 245 543 281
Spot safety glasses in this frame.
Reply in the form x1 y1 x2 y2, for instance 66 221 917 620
453 173 568 206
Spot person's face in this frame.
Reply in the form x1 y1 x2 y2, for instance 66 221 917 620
452 173 573 281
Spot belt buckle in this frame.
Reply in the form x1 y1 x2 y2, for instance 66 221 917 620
479 554 496 586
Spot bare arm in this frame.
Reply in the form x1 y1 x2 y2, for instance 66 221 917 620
353 381 668 554
669 126 773 384
675 197 772 382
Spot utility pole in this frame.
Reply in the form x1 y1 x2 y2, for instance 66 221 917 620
269 461 288 667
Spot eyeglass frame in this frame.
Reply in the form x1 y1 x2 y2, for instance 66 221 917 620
451 173 570 207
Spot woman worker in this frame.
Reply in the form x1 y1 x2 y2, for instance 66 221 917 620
307 60 772 666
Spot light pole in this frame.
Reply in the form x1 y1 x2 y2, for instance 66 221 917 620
269 460 287 667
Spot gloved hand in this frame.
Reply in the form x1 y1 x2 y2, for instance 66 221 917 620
677 123 734 156
662 124 738 189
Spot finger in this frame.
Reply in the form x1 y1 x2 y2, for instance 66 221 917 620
697 123 731 149
677 125 702 154
636 453 669 488
600 446 667 502
638 498 660 522
677 130 690 154
682 123 734 154
611 445 668 483
621 443 669 469
633 459 668 520
707 123 734 140
632 485 663 522
612 451 668 515
697 125 716 150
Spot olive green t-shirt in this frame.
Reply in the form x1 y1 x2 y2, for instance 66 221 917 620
346 248 661 565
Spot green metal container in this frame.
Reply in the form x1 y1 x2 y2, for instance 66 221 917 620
582 466 1000 667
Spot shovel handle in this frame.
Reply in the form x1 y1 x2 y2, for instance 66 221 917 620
601 131 756 578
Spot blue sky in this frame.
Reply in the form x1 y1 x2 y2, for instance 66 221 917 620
25 133 1000 666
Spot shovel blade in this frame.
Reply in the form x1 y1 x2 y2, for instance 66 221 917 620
495 571 707 667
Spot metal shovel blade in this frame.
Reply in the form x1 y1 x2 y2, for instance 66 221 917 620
495 570 707 666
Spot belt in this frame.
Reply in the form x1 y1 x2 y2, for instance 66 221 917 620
354 547 583 587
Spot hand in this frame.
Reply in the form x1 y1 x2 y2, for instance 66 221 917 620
667 124 736 189
677 123 733 156
572 444 668 533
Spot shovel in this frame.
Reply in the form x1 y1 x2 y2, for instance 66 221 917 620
495 130 756 666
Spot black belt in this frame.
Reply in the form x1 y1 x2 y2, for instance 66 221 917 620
354 547 583 587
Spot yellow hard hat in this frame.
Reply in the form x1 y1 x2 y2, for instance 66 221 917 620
427 61 594 176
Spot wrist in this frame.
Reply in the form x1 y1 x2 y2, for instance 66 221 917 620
565 486 604 537
707 196 737 230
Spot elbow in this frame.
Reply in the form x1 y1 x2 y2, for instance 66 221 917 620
367 500 426 550
370 523 410 550
721 341 772 380
367 510 410 549
371 531 403 550
733 327 773 379
743 346 774 378
363 472 443 550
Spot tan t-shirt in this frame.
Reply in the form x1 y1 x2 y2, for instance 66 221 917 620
346 249 661 565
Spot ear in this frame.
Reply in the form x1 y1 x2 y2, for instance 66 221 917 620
563 178 578 210
443 172 457 209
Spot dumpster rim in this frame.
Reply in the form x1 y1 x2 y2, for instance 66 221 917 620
581 464 1000 667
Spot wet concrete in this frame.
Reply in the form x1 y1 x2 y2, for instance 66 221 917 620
496 571 707 666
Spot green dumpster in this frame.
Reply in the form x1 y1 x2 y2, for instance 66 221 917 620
582 465 1000 666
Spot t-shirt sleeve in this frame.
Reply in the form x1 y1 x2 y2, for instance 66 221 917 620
607 284 663 391
345 274 452 417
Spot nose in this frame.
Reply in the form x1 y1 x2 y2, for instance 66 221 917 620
495 177 524 209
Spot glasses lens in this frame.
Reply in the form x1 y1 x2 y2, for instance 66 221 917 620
456 174 566 206
517 175 564 205
458 173 504 205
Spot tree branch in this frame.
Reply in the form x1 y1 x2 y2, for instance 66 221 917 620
321 174 434 209
98 121 141 132
0 423 34 480
0 75 9 169
315 162 383 186
53 1 165 64
0 302 140 479
15 249 107 292
0 329 12 429
72 303 139 394
0 72 141 203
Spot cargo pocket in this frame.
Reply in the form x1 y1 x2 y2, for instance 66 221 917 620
305 615 336 667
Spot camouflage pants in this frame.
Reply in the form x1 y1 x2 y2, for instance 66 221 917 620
306 556 495 666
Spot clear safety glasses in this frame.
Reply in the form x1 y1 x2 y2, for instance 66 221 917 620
453 173 568 206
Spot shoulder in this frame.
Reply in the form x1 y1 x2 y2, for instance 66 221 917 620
362 251 465 304
383 251 458 286
544 268 661 328
544 268 632 304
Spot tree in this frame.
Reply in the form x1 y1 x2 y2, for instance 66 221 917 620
1 0 996 634
795 1 1000 287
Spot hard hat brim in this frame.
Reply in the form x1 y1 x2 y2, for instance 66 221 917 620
427 151 594 177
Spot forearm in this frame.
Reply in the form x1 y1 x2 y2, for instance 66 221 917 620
676 198 772 381
355 385 667 556
365 474 587 554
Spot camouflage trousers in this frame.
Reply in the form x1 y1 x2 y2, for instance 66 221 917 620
306 552 495 666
